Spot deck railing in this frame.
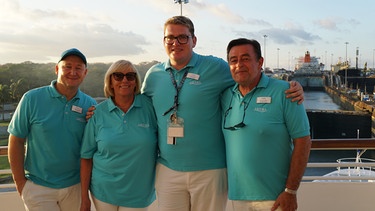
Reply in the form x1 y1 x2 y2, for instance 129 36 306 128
303 138 375 181
2 138 375 186
2 139 375 211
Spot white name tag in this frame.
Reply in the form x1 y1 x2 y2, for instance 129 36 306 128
71 105 83 113
168 126 184 137
187 73 200 80
256 97 271 104
167 126 184 145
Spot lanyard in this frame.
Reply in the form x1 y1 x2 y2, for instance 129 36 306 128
163 69 189 116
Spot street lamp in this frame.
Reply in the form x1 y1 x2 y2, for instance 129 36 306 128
345 42 349 90
174 0 189 16
373 49 375 70
356 47 359 69
263 35 267 70
345 42 349 63
277 48 280 69
325 51 327 71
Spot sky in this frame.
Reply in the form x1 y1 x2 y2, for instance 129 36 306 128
1 0 375 70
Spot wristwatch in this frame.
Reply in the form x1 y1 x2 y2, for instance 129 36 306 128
284 188 297 195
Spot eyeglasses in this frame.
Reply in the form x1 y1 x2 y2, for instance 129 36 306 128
223 96 249 130
112 72 137 81
164 35 191 45
223 106 248 130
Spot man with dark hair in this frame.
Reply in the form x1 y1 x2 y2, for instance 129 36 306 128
222 38 311 211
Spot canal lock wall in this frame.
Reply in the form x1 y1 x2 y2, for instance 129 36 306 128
310 86 374 139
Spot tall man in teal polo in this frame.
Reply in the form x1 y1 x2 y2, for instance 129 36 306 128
8 48 97 211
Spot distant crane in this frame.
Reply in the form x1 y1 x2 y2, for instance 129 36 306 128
174 0 189 16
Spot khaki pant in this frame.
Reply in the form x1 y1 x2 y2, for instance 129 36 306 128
21 180 80 211
91 194 148 211
231 200 283 211
155 163 228 211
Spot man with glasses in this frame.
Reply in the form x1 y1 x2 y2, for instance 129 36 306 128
141 16 304 211
8 48 97 211
222 38 311 211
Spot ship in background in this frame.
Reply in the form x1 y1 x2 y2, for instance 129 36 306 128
294 50 324 74
288 51 326 90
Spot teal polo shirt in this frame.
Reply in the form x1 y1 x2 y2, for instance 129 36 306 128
81 94 157 208
141 52 234 171
8 80 97 189
221 73 310 200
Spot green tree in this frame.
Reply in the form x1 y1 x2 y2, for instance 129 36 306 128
9 79 24 102
0 84 10 121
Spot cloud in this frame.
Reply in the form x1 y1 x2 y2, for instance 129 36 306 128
347 18 360 27
314 17 360 31
314 18 340 31
206 3 246 24
0 23 148 61
192 1 271 27
0 0 150 63
266 28 321 45
231 26 321 46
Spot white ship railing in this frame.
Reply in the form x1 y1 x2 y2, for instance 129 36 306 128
302 138 375 181
2 139 375 210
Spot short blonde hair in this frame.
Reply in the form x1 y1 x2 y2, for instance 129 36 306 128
164 16 195 37
103 60 141 98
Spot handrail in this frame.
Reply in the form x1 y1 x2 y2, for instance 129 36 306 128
0 146 7 156
311 138 375 149
2 138 375 156
2 139 375 185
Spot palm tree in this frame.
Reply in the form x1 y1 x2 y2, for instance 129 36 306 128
9 79 23 102
0 84 10 121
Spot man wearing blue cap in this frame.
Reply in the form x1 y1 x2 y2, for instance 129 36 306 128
8 48 96 211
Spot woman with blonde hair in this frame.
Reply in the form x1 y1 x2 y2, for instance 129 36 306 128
80 60 158 211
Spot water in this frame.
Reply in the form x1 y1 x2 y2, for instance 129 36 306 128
303 91 375 176
304 91 341 110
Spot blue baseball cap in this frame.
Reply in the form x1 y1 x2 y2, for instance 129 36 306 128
59 48 87 65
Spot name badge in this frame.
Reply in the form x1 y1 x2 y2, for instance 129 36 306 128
256 97 271 104
167 113 184 145
71 105 83 113
187 73 200 80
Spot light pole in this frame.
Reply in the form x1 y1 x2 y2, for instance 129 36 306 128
373 49 375 70
263 35 267 70
277 48 280 69
325 51 327 71
174 0 189 16
345 42 349 90
356 47 359 69
345 42 349 63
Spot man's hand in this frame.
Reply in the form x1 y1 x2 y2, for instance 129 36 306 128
272 191 298 211
286 81 304 104
80 196 91 211
15 177 27 196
